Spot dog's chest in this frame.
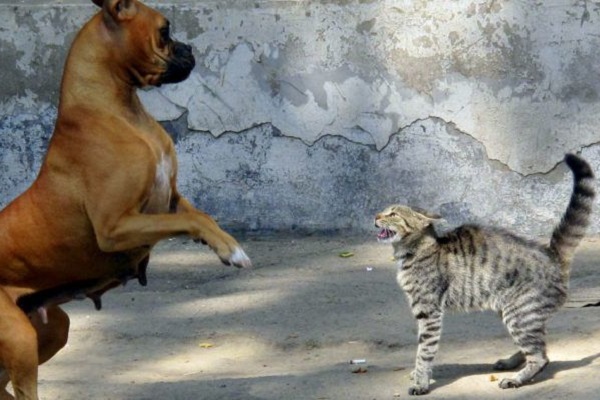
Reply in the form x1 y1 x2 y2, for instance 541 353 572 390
144 154 173 213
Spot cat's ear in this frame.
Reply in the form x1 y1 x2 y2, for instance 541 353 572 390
411 206 442 222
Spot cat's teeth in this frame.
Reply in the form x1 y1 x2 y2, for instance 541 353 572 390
378 228 393 239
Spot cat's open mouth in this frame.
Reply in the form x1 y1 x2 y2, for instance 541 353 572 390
377 227 396 241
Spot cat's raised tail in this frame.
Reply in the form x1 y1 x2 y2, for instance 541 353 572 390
549 153 595 276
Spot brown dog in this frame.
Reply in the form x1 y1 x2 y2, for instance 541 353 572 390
0 1 251 398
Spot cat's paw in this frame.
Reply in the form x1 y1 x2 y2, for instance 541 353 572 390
408 384 430 395
499 378 521 389
409 369 416 380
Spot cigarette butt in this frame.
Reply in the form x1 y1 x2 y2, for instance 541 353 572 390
350 359 367 364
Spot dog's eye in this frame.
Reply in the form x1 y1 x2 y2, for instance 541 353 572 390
159 23 170 45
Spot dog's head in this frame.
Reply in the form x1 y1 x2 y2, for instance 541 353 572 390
92 0 196 87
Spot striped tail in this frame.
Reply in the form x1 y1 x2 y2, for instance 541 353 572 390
549 154 595 277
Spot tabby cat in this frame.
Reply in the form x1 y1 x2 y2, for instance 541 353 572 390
375 153 595 395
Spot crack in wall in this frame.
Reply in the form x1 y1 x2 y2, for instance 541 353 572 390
173 112 600 180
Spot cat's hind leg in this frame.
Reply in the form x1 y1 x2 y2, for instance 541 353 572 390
499 307 549 388
499 352 548 389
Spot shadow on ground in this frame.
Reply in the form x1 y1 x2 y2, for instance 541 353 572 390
25 235 600 400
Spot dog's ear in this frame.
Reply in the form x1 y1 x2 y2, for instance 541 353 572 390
100 0 138 22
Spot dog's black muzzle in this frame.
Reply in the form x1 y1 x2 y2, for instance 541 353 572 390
160 41 196 85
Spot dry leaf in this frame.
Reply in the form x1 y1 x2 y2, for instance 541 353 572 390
339 251 354 258
199 342 214 349
489 374 498 382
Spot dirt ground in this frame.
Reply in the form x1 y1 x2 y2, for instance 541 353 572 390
26 234 600 399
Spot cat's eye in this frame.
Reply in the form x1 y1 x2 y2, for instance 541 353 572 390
389 212 398 217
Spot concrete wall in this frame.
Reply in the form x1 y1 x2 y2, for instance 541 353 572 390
1 0 600 236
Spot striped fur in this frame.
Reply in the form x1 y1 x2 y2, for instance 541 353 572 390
550 153 596 278
375 154 595 395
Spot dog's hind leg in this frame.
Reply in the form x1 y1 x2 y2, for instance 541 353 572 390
0 303 68 400
30 306 70 366
0 368 14 400
0 289 39 400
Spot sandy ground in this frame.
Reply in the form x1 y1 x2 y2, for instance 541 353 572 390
21 234 600 400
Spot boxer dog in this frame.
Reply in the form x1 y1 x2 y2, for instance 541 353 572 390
0 1 251 398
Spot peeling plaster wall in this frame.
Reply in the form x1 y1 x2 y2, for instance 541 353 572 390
2 1 600 235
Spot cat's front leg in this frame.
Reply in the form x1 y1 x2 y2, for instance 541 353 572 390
409 310 443 396
409 366 432 395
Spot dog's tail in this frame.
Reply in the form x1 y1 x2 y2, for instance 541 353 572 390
549 154 595 279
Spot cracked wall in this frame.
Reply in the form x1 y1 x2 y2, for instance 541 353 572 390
2 1 600 235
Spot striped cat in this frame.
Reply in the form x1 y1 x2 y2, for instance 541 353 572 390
375 153 595 395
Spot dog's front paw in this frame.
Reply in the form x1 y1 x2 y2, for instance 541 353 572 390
207 235 252 268
408 384 430 396
230 247 252 268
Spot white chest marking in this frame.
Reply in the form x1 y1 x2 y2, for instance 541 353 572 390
155 155 172 194
145 154 173 213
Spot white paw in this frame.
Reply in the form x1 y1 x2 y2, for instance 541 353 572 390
230 247 252 268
